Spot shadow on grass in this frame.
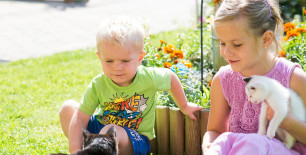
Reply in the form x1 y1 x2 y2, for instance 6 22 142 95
7 0 89 10
0 59 10 63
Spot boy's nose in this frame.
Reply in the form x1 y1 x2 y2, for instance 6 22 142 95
113 62 123 70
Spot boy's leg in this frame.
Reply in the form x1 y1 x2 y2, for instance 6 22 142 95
100 124 134 155
59 99 79 138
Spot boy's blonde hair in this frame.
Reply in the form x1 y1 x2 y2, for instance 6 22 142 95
214 0 283 56
96 16 145 53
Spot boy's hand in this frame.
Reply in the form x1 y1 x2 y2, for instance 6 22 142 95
181 102 203 120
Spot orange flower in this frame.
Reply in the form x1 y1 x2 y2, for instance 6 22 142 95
164 44 176 54
297 27 306 33
289 29 300 37
160 40 166 45
157 47 163 51
172 50 184 59
174 59 180 64
155 54 160 59
208 80 212 87
183 61 192 68
284 22 295 32
213 0 222 4
283 36 290 41
278 50 286 57
284 28 301 41
304 10 306 15
164 62 172 68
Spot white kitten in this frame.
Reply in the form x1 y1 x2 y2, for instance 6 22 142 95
244 75 305 149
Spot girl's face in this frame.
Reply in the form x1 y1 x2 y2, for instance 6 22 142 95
215 18 271 77
97 42 145 87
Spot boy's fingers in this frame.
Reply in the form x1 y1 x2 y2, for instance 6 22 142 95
189 114 197 120
196 106 203 111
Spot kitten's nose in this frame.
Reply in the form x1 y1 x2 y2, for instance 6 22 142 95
243 77 252 83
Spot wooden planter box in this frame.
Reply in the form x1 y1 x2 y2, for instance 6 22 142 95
153 106 210 155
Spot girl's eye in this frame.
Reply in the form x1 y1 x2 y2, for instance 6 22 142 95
122 60 129 62
106 60 113 63
233 44 242 48
220 42 226 46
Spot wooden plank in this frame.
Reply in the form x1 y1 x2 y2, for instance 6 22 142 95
155 106 170 155
200 109 210 144
169 107 184 155
150 138 157 155
185 110 201 155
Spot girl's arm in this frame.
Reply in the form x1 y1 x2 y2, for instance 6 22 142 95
279 67 306 144
202 72 231 153
68 108 91 153
168 71 203 120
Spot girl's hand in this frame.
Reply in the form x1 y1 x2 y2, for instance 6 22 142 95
182 102 203 120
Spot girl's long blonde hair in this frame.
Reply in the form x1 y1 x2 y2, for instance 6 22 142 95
214 0 283 57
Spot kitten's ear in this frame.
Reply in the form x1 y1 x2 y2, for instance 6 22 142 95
82 128 90 139
106 126 117 137
243 77 252 83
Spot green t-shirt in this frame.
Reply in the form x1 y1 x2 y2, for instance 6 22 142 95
79 66 171 139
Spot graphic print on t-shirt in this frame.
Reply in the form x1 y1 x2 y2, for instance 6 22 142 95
99 93 148 130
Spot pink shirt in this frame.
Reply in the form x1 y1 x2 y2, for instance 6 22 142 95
218 58 305 153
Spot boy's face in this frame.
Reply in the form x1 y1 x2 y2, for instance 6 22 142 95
97 42 145 87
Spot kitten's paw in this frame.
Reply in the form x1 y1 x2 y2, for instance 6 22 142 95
257 129 266 135
267 131 275 139
285 142 294 149
284 136 295 149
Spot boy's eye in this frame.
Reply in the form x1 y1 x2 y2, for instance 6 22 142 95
220 42 226 46
122 60 129 62
106 60 113 63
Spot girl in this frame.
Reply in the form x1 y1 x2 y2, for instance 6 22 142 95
201 0 306 154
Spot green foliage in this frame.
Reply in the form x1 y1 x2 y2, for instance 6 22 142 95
279 0 306 22
282 16 306 71
142 27 213 109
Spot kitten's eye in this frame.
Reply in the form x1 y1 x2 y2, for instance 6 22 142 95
250 87 256 90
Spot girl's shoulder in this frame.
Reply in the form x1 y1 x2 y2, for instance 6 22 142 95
267 58 301 88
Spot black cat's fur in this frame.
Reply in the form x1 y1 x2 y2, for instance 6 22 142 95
50 126 118 155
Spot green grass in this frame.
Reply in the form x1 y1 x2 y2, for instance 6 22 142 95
0 30 183 154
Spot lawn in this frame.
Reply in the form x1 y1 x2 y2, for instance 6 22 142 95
0 29 187 154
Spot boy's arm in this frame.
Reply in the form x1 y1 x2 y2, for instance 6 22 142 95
168 71 203 120
68 108 91 153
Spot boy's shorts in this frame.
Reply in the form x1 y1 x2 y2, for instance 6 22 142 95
87 115 151 155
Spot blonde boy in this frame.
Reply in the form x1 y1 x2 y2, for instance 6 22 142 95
59 16 202 155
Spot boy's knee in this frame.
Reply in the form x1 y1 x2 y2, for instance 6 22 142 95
59 100 79 116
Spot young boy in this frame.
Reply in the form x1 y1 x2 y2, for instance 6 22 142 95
59 16 202 155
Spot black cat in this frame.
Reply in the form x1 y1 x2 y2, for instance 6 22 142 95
51 126 118 155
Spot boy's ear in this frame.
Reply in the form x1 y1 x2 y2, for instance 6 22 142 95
96 51 101 60
262 30 273 48
138 50 146 65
